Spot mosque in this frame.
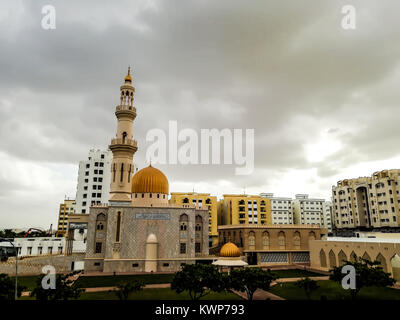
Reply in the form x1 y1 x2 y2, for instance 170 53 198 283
84 69 210 273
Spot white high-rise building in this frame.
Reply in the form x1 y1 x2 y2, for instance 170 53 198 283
292 194 326 227
75 149 112 214
260 193 293 224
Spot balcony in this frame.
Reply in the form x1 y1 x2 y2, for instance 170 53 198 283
115 105 137 118
109 138 138 151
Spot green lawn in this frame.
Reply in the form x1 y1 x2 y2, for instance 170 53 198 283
74 273 175 288
269 280 400 300
11 275 41 291
270 269 325 279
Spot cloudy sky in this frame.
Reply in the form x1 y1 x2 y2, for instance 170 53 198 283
1 0 399 228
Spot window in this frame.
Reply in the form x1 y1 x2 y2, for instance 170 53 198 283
95 242 102 253
116 212 121 242
180 243 186 254
163 263 169 267
132 263 139 267
195 242 201 253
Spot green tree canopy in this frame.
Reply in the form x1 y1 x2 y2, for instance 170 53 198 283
294 277 319 300
230 267 277 301
0 273 26 300
115 280 145 300
30 270 83 300
171 264 229 300
330 256 395 299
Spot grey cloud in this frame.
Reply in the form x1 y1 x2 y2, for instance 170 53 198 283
1 0 400 227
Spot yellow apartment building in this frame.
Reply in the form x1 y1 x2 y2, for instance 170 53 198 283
218 194 272 226
170 192 219 246
56 199 76 237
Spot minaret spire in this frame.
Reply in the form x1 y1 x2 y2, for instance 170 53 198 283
109 69 138 202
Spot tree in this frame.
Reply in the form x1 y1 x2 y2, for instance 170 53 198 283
30 270 84 300
294 277 319 300
330 256 395 300
171 264 229 300
114 280 145 300
229 268 277 301
1 230 16 239
0 273 26 300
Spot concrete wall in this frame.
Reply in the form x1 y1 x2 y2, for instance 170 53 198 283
0 254 85 275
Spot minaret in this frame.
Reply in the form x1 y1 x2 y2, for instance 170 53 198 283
109 67 138 202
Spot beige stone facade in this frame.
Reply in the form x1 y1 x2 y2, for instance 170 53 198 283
218 225 328 266
170 193 219 247
84 204 209 273
309 238 400 281
332 169 400 231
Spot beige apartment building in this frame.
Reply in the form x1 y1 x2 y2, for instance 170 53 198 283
218 194 272 227
170 193 219 246
332 169 400 231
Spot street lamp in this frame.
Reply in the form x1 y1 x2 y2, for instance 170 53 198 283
0 238 18 300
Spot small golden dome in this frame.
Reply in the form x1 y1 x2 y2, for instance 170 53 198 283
124 67 132 82
131 165 169 194
219 242 240 257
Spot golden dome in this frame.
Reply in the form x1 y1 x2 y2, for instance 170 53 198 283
219 242 240 257
124 67 132 82
131 165 169 194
